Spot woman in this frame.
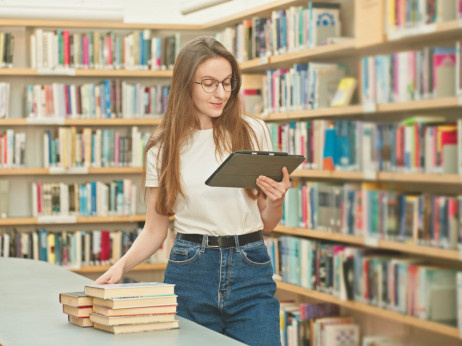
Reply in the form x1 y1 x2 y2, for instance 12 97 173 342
95 36 289 346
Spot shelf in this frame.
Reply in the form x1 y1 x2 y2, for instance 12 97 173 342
290 170 462 185
273 225 461 262
0 118 162 126
276 281 460 339
0 214 146 226
0 18 201 30
71 262 167 274
0 167 143 175
0 68 173 77
263 97 460 121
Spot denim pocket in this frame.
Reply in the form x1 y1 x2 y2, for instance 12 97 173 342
168 240 201 265
239 241 271 266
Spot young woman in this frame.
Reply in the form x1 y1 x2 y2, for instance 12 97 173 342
95 36 289 345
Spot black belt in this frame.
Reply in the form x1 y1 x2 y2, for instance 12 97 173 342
176 230 263 248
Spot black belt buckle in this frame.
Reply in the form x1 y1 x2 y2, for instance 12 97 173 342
206 236 220 248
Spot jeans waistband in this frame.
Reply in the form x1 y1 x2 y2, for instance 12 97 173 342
176 230 263 248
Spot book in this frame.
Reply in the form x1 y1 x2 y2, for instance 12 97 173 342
85 282 175 299
68 315 93 328
92 295 177 309
89 312 176 326
62 304 93 318
330 77 357 107
323 323 360 346
93 304 178 317
93 320 179 334
59 291 92 307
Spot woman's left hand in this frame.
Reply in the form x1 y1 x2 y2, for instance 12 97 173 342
256 166 290 207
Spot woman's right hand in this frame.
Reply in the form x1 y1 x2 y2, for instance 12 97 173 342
93 261 124 285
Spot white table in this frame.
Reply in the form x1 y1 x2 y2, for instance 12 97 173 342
0 257 245 346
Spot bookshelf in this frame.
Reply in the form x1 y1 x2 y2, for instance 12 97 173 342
276 281 460 339
72 262 167 274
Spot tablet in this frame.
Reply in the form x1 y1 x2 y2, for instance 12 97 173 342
205 150 305 188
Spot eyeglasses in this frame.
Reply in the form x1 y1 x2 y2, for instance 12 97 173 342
193 78 237 93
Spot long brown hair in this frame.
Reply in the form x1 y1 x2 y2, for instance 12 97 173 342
143 36 265 215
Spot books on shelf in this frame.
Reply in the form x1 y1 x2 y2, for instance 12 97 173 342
26 81 169 119
271 235 461 326
0 179 9 218
0 32 14 68
30 29 180 70
330 77 357 107
0 129 26 168
213 1 345 62
42 126 149 169
0 83 9 119
85 282 175 299
361 45 457 104
0 227 174 268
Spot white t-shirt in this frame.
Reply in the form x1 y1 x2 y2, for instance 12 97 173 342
145 115 273 236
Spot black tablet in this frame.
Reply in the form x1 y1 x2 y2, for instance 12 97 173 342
205 150 305 188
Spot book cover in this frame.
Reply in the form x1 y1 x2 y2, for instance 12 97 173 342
85 282 175 299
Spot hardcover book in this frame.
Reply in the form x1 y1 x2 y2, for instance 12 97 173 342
93 320 179 334
85 282 175 299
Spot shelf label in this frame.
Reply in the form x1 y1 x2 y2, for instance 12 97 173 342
38 215 77 224
363 103 377 113
363 170 377 181
37 68 76 76
364 237 379 247
26 117 65 125
258 56 269 65
49 167 88 174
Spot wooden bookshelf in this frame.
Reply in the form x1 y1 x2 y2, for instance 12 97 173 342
273 225 462 262
0 167 143 175
263 97 460 121
0 118 162 126
0 68 173 77
0 18 201 30
290 170 462 185
0 214 146 226
71 262 167 274
276 281 460 339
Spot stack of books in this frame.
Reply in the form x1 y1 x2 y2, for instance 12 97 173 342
84 282 178 334
59 291 93 328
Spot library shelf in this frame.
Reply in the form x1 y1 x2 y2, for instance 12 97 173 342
0 18 201 30
290 170 462 185
239 41 356 73
0 118 162 126
262 97 460 122
273 225 462 262
0 68 173 78
0 167 143 176
0 214 146 226
275 281 460 339
71 262 167 274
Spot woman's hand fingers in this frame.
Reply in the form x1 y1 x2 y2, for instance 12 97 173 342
256 167 290 202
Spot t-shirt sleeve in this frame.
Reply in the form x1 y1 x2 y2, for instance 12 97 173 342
246 115 273 151
145 146 160 187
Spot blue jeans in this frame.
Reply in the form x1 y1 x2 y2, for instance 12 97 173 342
164 234 281 346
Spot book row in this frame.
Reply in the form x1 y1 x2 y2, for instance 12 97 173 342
361 45 457 105
267 117 460 174
282 181 461 250
31 179 137 217
43 126 149 169
213 2 343 62
0 32 14 68
266 236 459 325
279 301 403 346
0 227 174 268
262 62 349 114
60 282 178 334
0 129 25 168
26 80 170 119
385 0 459 35
30 29 180 70
0 82 9 118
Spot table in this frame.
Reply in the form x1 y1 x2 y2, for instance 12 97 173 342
0 257 245 346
